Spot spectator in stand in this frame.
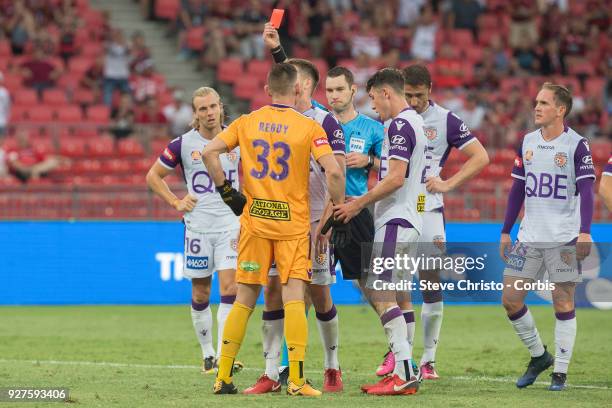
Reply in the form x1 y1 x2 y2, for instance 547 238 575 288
163 88 192 138
508 0 539 50
474 48 501 90
574 96 604 139
136 97 167 138
513 41 539 74
20 46 61 95
457 93 486 131
448 0 482 39
80 55 105 103
435 43 464 88
0 72 10 136
326 0 351 13
304 0 331 58
489 35 510 73
136 98 166 124
395 0 426 28
538 39 566 76
380 24 411 61
352 52 378 117
235 0 267 60
322 13 352 67
351 19 382 59
174 0 208 59
110 93 135 139
58 18 77 63
131 59 161 104
5 0 36 55
272 0 302 55
5 129 61 183
130 30 151 72
103 28 131 106
410 4 438 61
201 18 233 68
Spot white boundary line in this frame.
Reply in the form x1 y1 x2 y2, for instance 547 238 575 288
1 359 610 391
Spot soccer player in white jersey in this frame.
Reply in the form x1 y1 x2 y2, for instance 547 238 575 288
146 87 242 374
499 83 595 391
243 24 347 394
599 155 612 210
374 65 490 380
333 68 427 396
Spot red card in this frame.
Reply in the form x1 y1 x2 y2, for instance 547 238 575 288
270 9 284 29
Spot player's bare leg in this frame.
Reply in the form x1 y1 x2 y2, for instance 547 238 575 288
214 283 261 394
191 277 215 374
245 275 283 394
419 269 443 379
310 283 342 392
502 276 553 388
549 282 577 391
217 269 243 373
282 277 321 396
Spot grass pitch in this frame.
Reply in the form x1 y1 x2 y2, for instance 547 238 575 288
0 305 610 407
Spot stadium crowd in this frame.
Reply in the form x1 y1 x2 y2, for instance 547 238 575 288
155 0 609 147
0 0 609 221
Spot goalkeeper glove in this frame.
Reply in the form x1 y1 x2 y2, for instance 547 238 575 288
321 215 351 248
216 180 246 216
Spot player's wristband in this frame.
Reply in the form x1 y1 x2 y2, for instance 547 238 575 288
270 45 287 63
364 155 374 171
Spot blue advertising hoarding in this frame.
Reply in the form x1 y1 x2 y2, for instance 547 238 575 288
0 221 610 306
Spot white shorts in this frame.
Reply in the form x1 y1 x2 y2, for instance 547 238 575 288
417 210 446 259
366 221 419 289
268 221 335 285
183 227 239 279
503 241 582 283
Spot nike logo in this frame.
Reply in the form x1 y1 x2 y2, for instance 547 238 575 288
393 379 417 392
329 345 337 350
223 340 230 344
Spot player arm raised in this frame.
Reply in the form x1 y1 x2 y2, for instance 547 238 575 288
263 23 288 63
146 161 197 212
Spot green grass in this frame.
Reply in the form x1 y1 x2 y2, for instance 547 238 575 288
0 305 610 407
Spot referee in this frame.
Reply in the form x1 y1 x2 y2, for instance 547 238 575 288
323 66 383 282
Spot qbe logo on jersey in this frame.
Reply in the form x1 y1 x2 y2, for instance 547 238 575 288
186 256 209 270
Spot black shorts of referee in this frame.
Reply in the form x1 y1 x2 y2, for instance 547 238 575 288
333 207 374 280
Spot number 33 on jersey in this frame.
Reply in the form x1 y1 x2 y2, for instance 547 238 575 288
217 103 332 240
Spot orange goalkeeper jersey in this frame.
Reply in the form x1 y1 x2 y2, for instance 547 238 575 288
218 103 333 240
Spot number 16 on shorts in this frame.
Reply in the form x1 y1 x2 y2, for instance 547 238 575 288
184 230 210 278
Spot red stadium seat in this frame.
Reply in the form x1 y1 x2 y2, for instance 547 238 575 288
87 136 114 157
247 60 272 82
103 159 131 173
68 57 93 76
56 105 83 123
150 139 169 156
9 105 28 123
0 40 10 57
59 138 87 157
29 109 54 123
155 0 180 20
3 74 23 91
584 77 605 99
117 138 144 157
449 29 474 47
478 13 499 30
14 89 38 106
43 89 69 105
233 77 262 100
81 43 103 58
250 94 270 111
186 26 206 51
217 58 244 84
87 105 111 124
73 88 96 105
